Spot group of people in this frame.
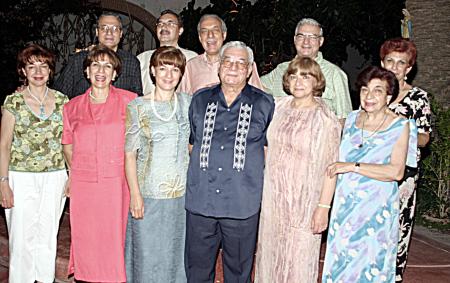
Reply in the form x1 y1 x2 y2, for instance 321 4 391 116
0 8 431 283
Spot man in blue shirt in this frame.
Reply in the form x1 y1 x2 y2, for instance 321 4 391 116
185 41 275 282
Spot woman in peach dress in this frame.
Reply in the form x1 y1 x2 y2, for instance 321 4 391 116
255 57 341 282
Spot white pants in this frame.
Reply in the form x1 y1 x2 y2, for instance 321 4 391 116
5 170 67 283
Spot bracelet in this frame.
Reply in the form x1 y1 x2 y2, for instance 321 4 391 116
318 203 331 209
0 176 9 182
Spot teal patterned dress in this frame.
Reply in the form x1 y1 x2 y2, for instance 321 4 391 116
322 110 417 283
124 92 191 282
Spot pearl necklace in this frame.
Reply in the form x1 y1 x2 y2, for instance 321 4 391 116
27 86 49 119
150 91 178 122
89 91 108 102
358 110 388 148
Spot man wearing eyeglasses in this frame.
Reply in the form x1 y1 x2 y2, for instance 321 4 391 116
178 14 263 95
185 41 274 283
138 10 197 95
261 18 352 124
54 13 143 98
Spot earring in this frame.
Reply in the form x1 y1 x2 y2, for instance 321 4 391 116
404 75 407 81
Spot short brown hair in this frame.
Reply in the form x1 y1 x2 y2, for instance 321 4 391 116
17 43 56 82
355 66 399 106
380 38 417 66
149 46 186 84
83 44 122 78
282 57 325 96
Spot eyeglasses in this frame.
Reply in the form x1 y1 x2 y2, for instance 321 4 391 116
98 25 122 34
221 58 249 70
295 33 322 42
156 21 179 28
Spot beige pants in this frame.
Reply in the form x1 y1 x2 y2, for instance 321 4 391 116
5 170 67 283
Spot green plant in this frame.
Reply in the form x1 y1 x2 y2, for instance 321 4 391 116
418 99 450 220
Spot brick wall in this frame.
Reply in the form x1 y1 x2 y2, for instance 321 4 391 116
406 0 450 106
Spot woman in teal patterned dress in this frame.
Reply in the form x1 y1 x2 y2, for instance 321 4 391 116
322 66 417 283
124 46 189 282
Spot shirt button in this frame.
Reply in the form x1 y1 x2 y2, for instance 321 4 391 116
224 127 228 131
202 168 206 171
220 145 224 150
216 189 221 193
218 167 222 171
227 108 231 112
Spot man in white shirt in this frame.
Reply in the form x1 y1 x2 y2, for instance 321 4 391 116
138 10 197 95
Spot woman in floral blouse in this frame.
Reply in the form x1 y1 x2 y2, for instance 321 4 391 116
124 46 189 282
380 38 432 282
0 43 68 283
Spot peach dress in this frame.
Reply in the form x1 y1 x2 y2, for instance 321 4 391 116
255 96 341 283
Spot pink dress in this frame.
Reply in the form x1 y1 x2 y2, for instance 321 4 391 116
254 96 341 283
62 86 136 282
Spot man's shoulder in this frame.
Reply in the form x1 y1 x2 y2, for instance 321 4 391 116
318 56 346 74
66 51 88 65
117 49 139 61
137 49 155 61
248 85 275 105
178 47 198 61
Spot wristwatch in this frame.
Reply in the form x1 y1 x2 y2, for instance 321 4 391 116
354 162 361 173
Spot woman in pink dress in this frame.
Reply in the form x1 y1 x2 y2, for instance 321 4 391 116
255 57 341 282
62 45 137 282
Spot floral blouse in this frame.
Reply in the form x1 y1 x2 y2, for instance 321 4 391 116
389 86 432 134
125 92 191 199
3 90 68 172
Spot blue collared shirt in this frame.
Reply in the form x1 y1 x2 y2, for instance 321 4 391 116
186 84 275 219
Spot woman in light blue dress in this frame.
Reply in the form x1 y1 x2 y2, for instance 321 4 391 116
322 66 417 283
124 46 189 282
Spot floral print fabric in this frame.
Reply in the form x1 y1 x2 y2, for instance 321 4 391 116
322 110 417 283
2 90 68 172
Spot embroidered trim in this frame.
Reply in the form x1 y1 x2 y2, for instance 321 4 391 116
233 103 253 171
200 102 218 168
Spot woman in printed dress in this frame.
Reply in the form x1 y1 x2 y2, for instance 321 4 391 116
380 38 432 282
255 57 341 283
322 66 417 283
124 46 189 282
0 43 68 283
62 45 137 282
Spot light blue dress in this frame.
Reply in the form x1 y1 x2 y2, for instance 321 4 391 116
124 92 191 283
322 110 417 283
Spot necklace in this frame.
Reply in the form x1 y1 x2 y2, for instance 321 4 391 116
359 110 388 148
27 86 49 119
89 90 108 102
150 91 178 122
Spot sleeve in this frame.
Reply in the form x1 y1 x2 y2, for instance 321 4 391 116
2 95 15 116
406 119 418 168
330 69 353 119
137 52 154 96
262 97 275 146
188 97 196 145
61 104 73 145
326 119 342 164
414 91 432 133
248 62 263 90
129 57 143 96
53 56 75 98
125 102 142 152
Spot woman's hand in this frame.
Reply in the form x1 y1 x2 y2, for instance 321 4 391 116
0 182 14 208
326 162 354 177
130 192 144 219
311 206 329 234
64 175 71 197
